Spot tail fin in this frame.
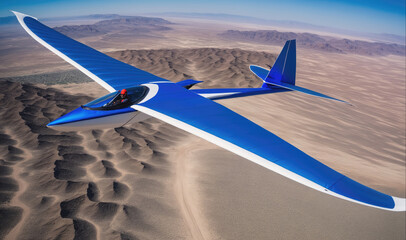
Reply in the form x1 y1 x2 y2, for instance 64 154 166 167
266 39 296 85
250 40 350 104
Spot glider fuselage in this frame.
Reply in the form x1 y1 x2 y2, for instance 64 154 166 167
48 85 151 131
47 83 288 131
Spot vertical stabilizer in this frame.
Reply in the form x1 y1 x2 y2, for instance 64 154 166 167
266 40 296 85
257 40 349 104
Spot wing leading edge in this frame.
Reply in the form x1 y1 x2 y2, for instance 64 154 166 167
12 11 170 92
134 82 405 211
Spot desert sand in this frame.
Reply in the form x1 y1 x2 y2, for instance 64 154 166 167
0 17 405 240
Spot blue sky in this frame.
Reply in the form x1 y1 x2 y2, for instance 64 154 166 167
1 0 405 35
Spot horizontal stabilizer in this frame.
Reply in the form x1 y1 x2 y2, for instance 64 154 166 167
250 65 269 80
264 81 350 104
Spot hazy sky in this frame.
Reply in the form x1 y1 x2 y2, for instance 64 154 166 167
1 0 405 35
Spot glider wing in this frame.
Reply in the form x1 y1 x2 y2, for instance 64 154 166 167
12 11 170 92
134 82 405 211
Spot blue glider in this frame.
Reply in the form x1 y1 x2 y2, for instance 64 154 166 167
13 11 405 211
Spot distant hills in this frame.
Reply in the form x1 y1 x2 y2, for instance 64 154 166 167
52 14 130 20
0 16 17 25
53 16 172 38
2 12 404 56
220 30 405 56
0 14 132 25
0 13 170 25
2 12 405 44
155 12 406 45
158 12 325 30
0 14 172 38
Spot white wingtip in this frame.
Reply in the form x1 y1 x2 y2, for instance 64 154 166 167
392 197 406 212
10 10 37 20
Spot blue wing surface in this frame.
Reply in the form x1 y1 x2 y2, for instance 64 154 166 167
12 11 170 92
134 82 405 211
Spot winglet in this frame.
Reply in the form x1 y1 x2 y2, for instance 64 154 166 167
393 197 406 211
10 11 38 21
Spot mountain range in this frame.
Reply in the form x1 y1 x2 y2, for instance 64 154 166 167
220 30 405 56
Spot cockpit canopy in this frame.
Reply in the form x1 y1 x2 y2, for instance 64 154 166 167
82 86 149 110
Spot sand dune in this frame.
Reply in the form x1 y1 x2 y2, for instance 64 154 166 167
0 81 192 239
0 46 405 239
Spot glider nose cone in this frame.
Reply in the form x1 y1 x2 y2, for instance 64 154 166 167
47 107 86 129
47 105 142 131
47 117 66 128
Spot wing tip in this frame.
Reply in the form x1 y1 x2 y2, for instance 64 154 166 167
391 196 406 211
334 98 352 106
10 10 37 20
